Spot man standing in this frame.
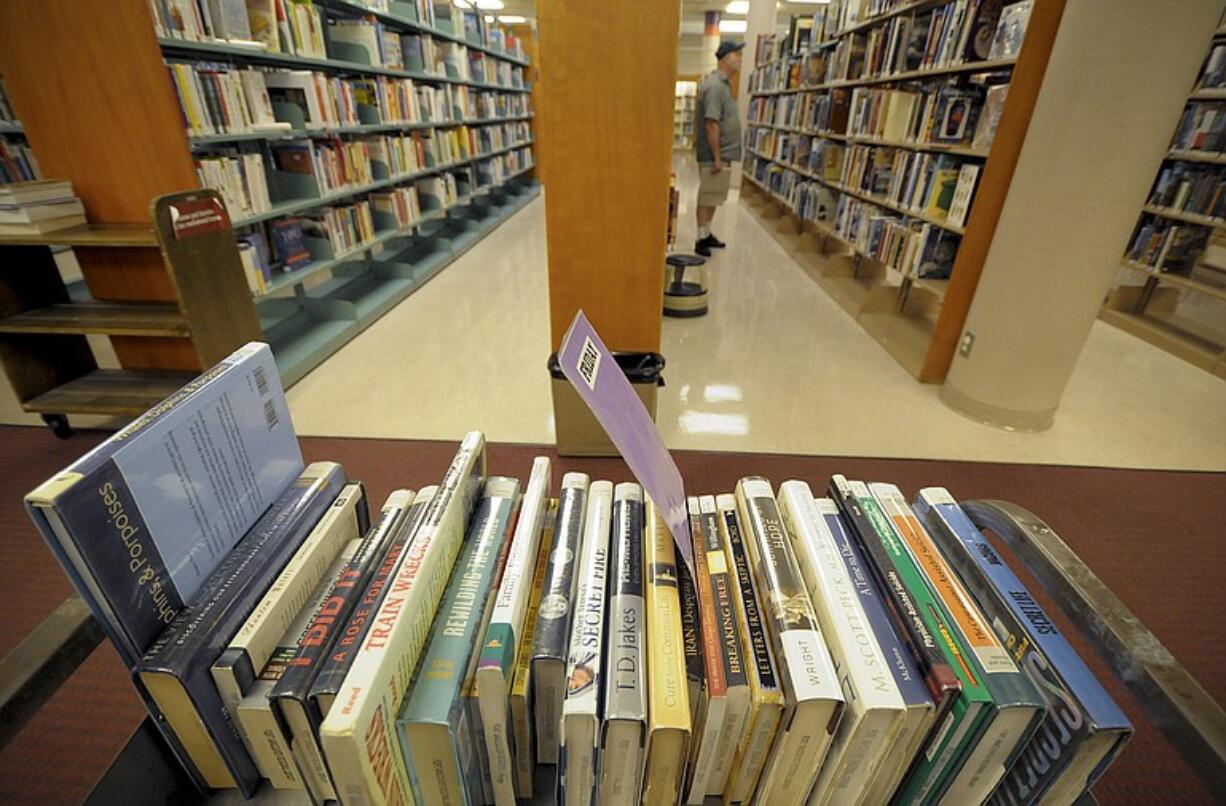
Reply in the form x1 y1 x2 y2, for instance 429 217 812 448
694 39 744 257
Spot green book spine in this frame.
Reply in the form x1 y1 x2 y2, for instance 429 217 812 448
395 478 519 805
850 481 994 805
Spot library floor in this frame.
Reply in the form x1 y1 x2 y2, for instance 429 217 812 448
282 157 1226 471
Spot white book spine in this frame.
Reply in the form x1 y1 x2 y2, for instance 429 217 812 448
480 455 551 806
560 480 612 806
320 432 486 806
778 483 907 806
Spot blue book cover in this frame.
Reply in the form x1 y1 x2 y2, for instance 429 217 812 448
24 342 303 667
136 461 347 797
270 217 311 270
913 489 1133 806
397 478 519 806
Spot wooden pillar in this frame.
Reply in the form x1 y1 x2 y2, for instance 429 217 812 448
537 2 681 353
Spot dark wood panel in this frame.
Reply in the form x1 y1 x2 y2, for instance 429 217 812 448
0 303 188 337
76 249 177 303
112 337 202 371
21 368 196 415
0 224 157 248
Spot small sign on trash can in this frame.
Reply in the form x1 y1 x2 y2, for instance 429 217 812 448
548 350 664 458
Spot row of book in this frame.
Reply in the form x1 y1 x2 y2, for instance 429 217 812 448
196 152 273 218
0 138 40 185
26 344 1132 805
150 0 528 73
1148 162 1226 221
745 133 980 230
1171 100 1226 156
1125 221 1210 276
748 1 1029 94
0 179 85 237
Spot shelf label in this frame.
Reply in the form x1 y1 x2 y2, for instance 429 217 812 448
557 310 692 577
169 196 229 240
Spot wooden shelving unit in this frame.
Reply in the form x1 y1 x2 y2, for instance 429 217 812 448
1100 13 1226 379
0 0 541 404
741 1 1064 381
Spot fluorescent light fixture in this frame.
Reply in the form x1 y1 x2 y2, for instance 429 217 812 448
725 0 749 14
498 14 527 23
718 19 748 33
453 0 471 7
484 14 495 22
474 0 503 9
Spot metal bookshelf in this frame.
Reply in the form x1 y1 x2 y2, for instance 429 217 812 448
740 4 1031 381
157 6 540 387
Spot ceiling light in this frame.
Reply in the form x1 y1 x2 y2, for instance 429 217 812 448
453 0 471 7
474 0 503 9
484 14 495 22
725 1 749 13
498 14 527 23
787 0 832 4
719 19 748 33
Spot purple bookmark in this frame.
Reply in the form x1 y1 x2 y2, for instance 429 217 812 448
557 310 693 576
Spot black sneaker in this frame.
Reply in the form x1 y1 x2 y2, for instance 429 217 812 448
704 233 727 249
695 239 712 257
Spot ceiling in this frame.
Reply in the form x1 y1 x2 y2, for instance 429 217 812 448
482 0 812 41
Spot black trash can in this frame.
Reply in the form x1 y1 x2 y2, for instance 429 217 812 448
547 351 665 456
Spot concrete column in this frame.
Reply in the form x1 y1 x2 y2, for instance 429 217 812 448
733 0 777 190
941 0 1222 430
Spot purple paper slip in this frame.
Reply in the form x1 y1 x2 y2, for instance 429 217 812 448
557 311 693 576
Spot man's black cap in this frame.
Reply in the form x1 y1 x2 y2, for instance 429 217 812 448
716 40 746 60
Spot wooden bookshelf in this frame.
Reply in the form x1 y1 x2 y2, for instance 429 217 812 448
1100 15 1226 379
740 1 1063 381
0 0 541 402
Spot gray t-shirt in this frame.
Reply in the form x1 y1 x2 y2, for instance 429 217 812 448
695 70 742 164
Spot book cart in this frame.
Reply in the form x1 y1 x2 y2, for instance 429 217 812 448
0 0 540 396
1 472 1221 802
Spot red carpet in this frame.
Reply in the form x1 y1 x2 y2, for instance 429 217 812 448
0 426 1221 803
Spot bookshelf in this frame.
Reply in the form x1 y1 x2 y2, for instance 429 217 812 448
674 79 697 150
739 0 1062 382
1102 12 1226 380
0 0 540 394
0 76 38 182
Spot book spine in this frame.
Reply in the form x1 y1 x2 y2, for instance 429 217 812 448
779 481 906 806
599 483 646 804
398 479 519 806
706 494 751 798
477 456 551 805
510 503 557 799
685 496 727 805
560 480 612 806
678 503 704 729
720 494 782 805
735 477 842 806
913 489 1131 805
643 499 691 806
309 487 437 715
531 473 589 764
320 431 487 806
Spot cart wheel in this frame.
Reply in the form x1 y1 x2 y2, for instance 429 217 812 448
42 414 73 439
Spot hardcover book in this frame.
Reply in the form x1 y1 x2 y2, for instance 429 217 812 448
642 499 691 806
270 218 311 270
309 486 437 720
821 498 937 804
719 494 784 805
270 488 418 803
678 519 704 735
237 535 361 789
559 480 613 806
735 477 844 806
319 431 486 806
510 503 557 800
25 341 302 667
598 483 648 806
212 481 369 766
871 483 1044 805
476 456 552 805
778 482 907 806
912 489 1133 806
398 477 519 806
136 461 347 796
830 475 986 805
531 472 590 764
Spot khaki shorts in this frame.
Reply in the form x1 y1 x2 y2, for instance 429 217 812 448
697 163 732 207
